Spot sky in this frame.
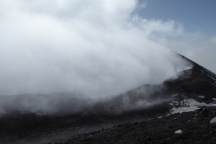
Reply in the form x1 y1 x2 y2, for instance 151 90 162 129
0 0 214 96
137 0 216 72
138 0 216 35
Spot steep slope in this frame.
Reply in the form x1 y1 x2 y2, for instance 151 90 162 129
91 54 216 115
163 54 216 103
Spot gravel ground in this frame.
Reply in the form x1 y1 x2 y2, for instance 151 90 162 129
60 107 216 144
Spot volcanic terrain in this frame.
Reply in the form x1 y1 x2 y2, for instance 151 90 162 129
0 54 216 144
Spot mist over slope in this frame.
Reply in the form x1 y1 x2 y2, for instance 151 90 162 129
0 0 193 115
0 0 189 96
0 1 216 143
0 54 216 144
0 54 191 115
0 53 213 117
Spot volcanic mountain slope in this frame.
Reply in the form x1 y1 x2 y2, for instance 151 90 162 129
163 54 216 103
0 54 216 144
91 54 216 114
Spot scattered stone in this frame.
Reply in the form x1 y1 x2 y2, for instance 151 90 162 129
210 117 216 124
175 130 182 134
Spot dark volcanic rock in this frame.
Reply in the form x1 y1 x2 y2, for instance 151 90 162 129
163 54 216 103
60 107 216 144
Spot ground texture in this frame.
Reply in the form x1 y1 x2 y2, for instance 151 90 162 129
60 107 216 144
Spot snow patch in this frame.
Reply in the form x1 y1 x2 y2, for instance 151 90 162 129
171 106 199 114
175 130 182 134
170 99 216 114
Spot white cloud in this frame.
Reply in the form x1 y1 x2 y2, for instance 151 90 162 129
0 0 189 96
152 30 216 73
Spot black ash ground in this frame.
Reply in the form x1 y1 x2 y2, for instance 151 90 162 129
60 107 216 144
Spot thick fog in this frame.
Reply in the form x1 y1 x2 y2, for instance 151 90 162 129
0 0 193 116
0 0 193 115
0 0 190 98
